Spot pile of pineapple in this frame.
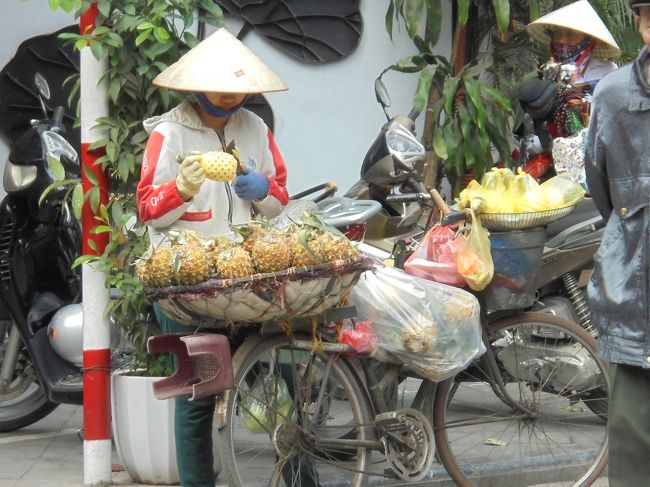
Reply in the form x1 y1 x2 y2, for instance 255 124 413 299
136 217 360 288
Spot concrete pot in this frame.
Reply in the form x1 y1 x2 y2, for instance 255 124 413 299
111 371 221 484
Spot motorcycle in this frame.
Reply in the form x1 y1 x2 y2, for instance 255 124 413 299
309 75 603 337
0 73 84 431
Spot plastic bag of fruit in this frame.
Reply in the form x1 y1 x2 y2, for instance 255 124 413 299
348 266 485 382
241 373 293 434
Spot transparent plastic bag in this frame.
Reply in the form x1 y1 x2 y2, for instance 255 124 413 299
403 225 465 287
454 210 494 291
541 175 585 208
348 266 485 382
241 373 292 434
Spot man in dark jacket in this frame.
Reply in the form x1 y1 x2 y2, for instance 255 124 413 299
584 1 650 485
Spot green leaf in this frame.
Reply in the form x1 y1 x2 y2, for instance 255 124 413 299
492 0 510 33
442 76 460 118
154 27 171 42
136 21 156 31
413 65 435 111
405 0 425 38
124 4 136 15
48 156 66 180
91 225 114 234
199 0 225 26
89 40 104 60
183 31 200 49
385 1 395 39
135 30 151 47
432 129 447 159
71 183 84 220
484 85 512 111
38 179 77 206
458 0 470 26
529 0 540 21
97 0 111 17
424 0 442 47
72 255 98 269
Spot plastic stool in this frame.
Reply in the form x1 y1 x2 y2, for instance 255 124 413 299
147 333 234 401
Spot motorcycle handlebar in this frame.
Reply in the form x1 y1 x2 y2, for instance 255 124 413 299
441 209 468 226
52 106 64 129
385 193 431 204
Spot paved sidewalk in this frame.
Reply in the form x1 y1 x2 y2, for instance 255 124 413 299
0 404 610 487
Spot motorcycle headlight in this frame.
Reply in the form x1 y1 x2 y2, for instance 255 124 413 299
386 126 425 169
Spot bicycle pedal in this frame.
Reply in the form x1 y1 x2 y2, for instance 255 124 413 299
373 411 404 433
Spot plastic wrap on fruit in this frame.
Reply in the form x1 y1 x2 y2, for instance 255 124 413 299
541 175 585 208
458 180 487 212
513 168 548 212
479 169 516 213
241 374 292 434
348 266 485 382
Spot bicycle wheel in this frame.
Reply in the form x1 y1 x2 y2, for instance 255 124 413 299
221 333 374 486
433 312 609 487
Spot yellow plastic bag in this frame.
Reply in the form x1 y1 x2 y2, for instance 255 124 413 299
453 209 494 291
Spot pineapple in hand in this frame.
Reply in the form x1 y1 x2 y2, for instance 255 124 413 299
177 149 239 182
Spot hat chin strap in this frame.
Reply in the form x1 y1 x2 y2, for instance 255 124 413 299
193 92 247 117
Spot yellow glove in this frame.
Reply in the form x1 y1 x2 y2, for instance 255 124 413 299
176 155 205 200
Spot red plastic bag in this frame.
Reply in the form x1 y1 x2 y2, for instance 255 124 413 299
404 225 465 287
340 320 376 354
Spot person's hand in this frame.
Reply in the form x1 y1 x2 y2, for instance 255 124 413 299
176 155 205 200
233 170 269 201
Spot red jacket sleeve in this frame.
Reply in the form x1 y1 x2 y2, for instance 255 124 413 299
265 128 289 206
136 130 187 225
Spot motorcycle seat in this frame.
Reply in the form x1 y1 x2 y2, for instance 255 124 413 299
545 198 603 247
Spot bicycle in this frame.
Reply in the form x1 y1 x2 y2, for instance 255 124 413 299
218 306 441 487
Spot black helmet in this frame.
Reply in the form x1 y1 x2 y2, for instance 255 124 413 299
518 79 558 121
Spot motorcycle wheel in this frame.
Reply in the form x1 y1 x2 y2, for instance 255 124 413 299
0 322 58 432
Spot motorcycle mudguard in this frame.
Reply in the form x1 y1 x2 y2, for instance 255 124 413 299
28 327 82 404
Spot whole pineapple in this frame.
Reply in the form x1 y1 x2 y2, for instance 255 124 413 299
233 222 266 254
136 247 176 287
286 226 320 267
206 234 236 272
215 247 255 279
312 231 359 263
251 231 291 273
198 151 238 182
174 241 211 285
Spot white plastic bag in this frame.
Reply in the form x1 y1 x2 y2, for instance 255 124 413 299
348 266 485 381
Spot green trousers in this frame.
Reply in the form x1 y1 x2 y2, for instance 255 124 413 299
154 305 217 487
608 363 650 487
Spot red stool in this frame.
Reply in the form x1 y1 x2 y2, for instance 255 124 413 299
147 333 234 401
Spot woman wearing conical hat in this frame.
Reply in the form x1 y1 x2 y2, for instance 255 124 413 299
527 0 621 90
137 28 289 249
136 29 299 487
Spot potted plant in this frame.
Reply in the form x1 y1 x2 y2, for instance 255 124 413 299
47 0 226 483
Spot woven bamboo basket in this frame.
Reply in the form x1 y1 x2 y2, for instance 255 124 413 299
145 257 372 328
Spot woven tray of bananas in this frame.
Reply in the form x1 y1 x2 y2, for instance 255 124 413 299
138 217 373 327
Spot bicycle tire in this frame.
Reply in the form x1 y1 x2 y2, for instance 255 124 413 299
220 333 374 487
433 312 609 487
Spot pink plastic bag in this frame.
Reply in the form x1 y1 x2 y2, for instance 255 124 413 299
340 320 376 354
404 225 465 287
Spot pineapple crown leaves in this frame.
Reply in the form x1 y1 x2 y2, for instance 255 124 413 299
175 150 202 164
297 211 346 239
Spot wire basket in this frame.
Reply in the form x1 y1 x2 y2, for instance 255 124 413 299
145 257 373 328
479 205 576 231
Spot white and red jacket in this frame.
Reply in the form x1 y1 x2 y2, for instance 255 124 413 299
137 101 288 246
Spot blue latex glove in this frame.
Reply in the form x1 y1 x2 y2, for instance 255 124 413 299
233 170 269 201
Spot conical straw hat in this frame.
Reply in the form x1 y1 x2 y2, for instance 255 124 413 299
153 28 288 93
527 0 621 58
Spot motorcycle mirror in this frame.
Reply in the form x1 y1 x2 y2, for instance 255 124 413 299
34 73 51 101
374 78 392 120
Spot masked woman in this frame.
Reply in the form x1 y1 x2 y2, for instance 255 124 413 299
518 0 621 184
136 28 289 487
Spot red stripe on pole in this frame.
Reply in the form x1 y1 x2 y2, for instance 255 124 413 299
80 3 100 34
83 348 111 441
81 142 110 256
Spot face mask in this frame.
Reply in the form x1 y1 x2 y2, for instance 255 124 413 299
193 92 247 117
550 37 592 63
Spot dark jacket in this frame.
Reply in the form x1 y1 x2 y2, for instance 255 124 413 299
585 47 650 367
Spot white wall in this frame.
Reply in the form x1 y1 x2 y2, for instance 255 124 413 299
1 1 451 197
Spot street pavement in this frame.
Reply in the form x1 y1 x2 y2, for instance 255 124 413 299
0 404 610 487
